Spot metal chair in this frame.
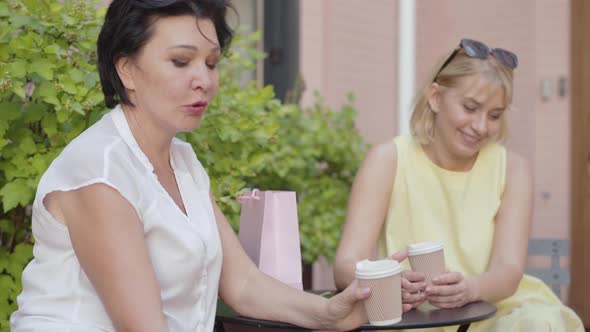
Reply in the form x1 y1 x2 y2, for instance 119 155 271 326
526 238 570 298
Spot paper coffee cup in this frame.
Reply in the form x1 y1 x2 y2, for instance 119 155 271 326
355 259 402 326
407 240 446 286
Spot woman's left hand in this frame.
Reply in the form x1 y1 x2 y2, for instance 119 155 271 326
425 272 476 309
322 279 370 331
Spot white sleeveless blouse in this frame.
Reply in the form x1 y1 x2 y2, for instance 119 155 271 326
10 105 222 332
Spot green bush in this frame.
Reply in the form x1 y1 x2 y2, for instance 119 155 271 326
0 0 366 329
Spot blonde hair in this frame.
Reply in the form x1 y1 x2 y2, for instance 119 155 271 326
410 49 514 144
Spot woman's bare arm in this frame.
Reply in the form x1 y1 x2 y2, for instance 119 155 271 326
213 195 369 331
333 141 398 290
46 184 168 332
468 151 533 302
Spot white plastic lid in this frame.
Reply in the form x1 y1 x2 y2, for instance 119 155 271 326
407 240 444 256
355 259 402 279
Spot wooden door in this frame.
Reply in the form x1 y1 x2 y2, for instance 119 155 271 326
570 0 590 326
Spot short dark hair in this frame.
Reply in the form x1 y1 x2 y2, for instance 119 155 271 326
97 0 234 108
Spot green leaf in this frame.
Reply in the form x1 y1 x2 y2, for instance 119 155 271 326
56 109 69 123
41 114 57 136
6 258 25 281
0 45 8 61
61 15 76 26
0 179 34 212
76 86 89 97
83 74 99 89
69 68 85 83
0 118 8 136
38 81 57 99
0 275 14 295
1 158 30 180
86 91 104 106
23 104 45 123
43 44 61 55
44 95 60 107
0 139 8 150
10 15 31 28
0 219 15 234
9 36 28 53
62 80 77 94
23 0 49 12
49 2 62 13
11 85 25 99
0 301 17 331
30 154 48 174
18 136 36 155
6 61 27 78
0 4 8 17
0 257 8 274
71 102 83 115
39 81 61 105
0 103 22 122
29 60 55 80
13 244 33 265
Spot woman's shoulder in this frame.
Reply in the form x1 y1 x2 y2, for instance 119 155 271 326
505 148 531 179
365 137 398 167
53 113 130 173
486 143 529 174
364 134 429 172
356 137 400 190
483 146 531 196
365 134 419 167
37 113 145 200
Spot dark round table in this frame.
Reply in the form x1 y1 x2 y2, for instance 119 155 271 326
215 297 497 332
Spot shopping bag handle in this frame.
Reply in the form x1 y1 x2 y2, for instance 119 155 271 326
237 189 260 204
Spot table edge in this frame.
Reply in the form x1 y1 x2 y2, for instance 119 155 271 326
216 301 497 330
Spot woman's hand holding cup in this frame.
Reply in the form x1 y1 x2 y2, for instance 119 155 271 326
425 272 477 309
401 271 427 310
323 279 371 331
390 250 427 312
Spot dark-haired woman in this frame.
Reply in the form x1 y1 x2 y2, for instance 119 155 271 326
10 1 369 331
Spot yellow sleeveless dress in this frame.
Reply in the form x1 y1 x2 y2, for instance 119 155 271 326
377 135 583 332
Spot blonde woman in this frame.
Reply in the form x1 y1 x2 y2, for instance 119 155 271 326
333 39 584 331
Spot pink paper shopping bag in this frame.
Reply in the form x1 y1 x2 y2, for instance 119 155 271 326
237 189 303 290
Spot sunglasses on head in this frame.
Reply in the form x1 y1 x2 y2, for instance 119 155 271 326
436 38 518 77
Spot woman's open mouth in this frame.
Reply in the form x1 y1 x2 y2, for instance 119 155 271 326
183 101 208 116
